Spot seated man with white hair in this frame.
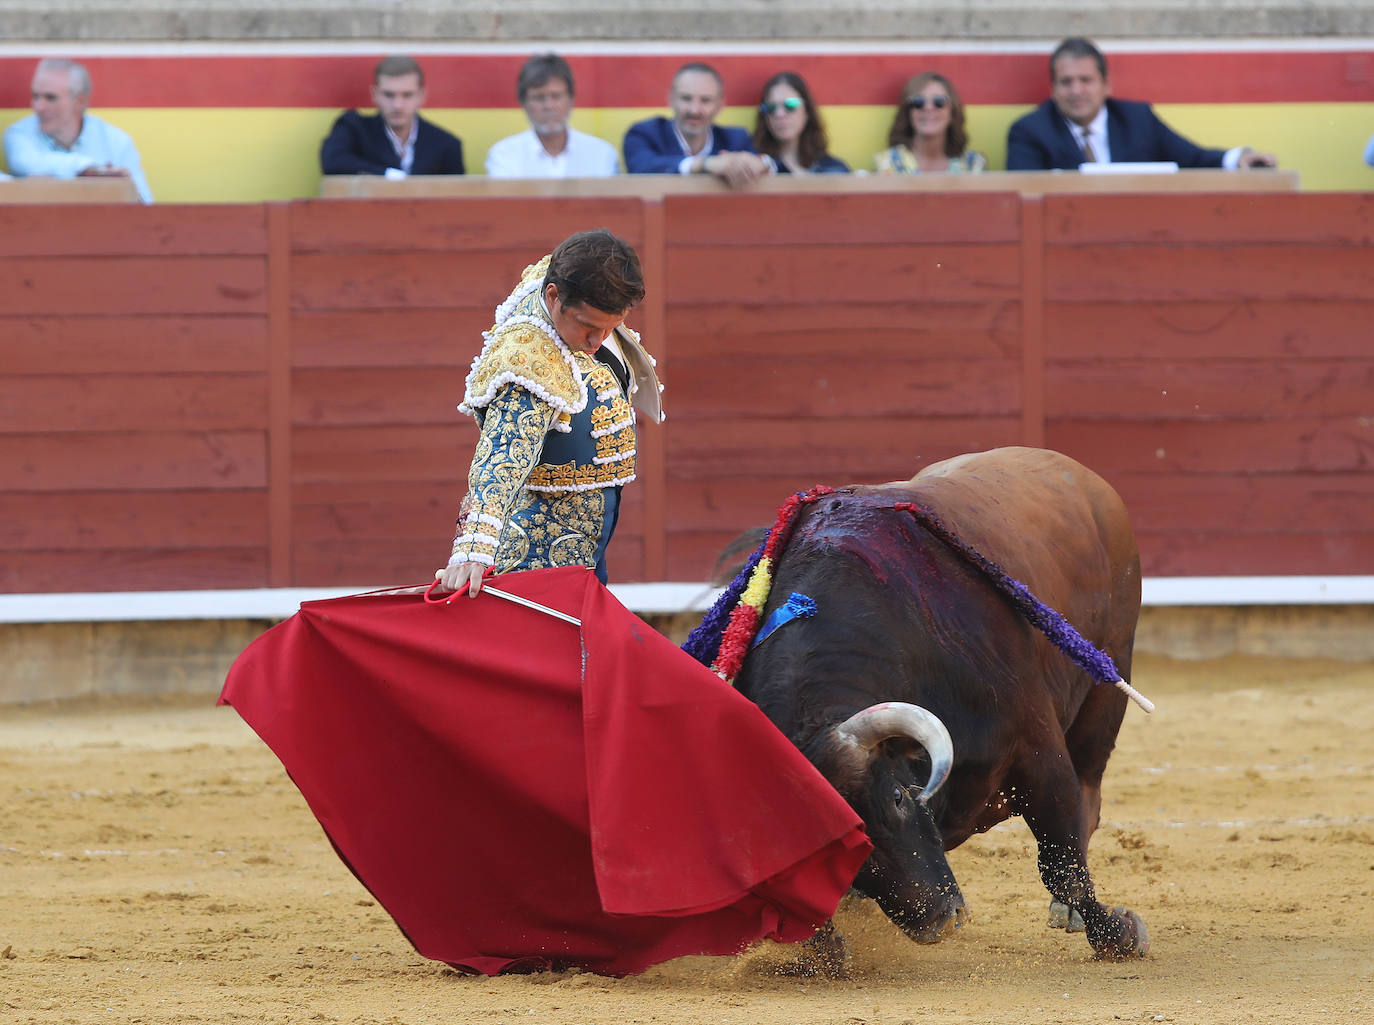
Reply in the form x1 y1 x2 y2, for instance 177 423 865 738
4 58 152 202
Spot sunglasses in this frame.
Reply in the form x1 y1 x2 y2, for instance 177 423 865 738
759 96 804 115
907 95 949 110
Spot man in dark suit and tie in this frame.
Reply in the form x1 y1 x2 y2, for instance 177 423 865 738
1006 37 1276 172
623 62 771 188
320 55 465 177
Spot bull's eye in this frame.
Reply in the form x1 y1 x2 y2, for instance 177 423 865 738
893 785 905 808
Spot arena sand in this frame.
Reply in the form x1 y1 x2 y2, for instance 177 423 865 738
2 652 1371 1025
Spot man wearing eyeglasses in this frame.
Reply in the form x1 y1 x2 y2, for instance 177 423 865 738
623 62 771 188
1006 37 1277 172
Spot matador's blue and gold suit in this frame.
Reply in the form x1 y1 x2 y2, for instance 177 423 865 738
448 256 663 583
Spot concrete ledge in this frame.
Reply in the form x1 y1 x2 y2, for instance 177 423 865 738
0 2 1370 41
1139 576 1374 606
1133 605 1374 662
3 598 1373 706
0 582 724 624
0 576 1370 625
2 618 273 705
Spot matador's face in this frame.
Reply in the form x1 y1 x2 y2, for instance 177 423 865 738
544 284 625 355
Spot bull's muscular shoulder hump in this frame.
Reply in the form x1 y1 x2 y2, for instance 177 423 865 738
859 446 1133 594
907 446 1125 527
915 446 1096 491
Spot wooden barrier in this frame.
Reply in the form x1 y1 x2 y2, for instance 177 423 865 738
319 169 1301 199
0 203 270 591
1038 192 1374 575
0 177 141 203
0 186 1368 594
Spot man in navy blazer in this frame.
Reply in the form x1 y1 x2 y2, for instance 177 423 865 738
623 62 770 188
321 55 465 177
1006 38 1276 172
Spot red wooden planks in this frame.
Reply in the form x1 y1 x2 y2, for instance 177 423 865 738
1136 530 1374 577
0 374 266 433
1046 360 1374 418
1113 472 1374 533
666 531 773 584
1 548 267 593
1045 193 1374 246
0 431 266 492
667 416 1022 480
666 243 1021 304
291 250 524 311
291 424 472 484
1045 300 1374 360
291 540 447 587
665 192 1022 246
665 299 1021 360
0 491 267 551
294 482 463 543
290 197 645 253
0 204 268 257
0 256 268 316
292 309 486 368
292 367 467 427
1047 418 1374 475
1045 245 1372 303
2 316 269 375
4 192 1373 591
665 357 1019 419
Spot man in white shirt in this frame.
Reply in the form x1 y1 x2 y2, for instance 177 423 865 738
485 54 620 178
3 58 152 202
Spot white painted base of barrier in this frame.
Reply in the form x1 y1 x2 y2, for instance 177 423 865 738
0 576 1371 624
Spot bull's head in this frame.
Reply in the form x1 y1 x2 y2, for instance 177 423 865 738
816 702 969 943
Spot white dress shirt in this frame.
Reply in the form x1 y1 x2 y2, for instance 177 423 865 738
382 118 418 180
1075 108 1111 165
485 127 620 178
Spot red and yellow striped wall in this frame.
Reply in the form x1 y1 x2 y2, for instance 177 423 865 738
2 44 1372 200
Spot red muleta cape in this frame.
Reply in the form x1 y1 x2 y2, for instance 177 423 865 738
219 566 871 976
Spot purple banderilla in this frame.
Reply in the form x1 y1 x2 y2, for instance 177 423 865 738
891 501 1124 685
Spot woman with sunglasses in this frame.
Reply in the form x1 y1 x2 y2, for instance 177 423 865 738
752 71 849 175
875 72 986 174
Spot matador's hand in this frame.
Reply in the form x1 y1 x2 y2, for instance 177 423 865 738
435 561 488 598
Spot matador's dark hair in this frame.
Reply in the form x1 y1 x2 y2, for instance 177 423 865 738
544 229 645 314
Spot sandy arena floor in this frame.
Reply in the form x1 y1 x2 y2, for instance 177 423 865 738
2 652 1371 1025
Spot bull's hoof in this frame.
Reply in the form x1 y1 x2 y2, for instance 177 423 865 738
909 902 970 944
777 922 850 978
1047 900 1085 933
1089 907 1150 961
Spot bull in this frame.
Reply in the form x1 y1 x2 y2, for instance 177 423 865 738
732 446 1149 964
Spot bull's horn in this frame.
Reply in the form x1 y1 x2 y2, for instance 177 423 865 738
834 701 954 803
